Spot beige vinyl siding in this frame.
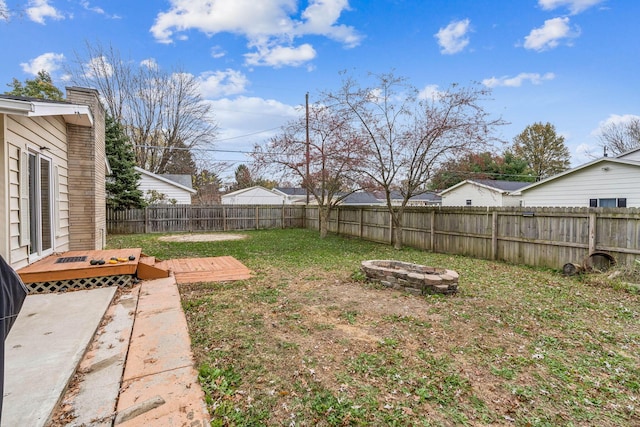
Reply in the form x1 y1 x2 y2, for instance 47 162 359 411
618 150 640 161
0 115 7 260
521 162 640 207
6 115 70 268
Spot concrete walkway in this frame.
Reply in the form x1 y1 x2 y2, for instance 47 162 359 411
2 277 210 426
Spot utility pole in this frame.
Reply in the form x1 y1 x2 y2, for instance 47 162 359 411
305 92 310 204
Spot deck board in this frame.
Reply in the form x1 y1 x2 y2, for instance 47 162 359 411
155 256 252 284
17 249 143 284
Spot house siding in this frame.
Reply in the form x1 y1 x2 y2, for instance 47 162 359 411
138 174 193 204
5 114 70 269
618 151 640 161
521 162 640 207
222 187 285 204
441 183 521 207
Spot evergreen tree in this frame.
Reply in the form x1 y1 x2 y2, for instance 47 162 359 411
6 70 64 100
105 116 145 210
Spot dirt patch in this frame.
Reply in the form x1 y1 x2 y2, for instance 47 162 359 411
158 233 247 242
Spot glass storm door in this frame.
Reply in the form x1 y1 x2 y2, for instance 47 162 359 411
28 152 53 257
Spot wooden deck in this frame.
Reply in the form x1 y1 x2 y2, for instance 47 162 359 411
17 249 143 284
155 256 252 284
17 250 251 286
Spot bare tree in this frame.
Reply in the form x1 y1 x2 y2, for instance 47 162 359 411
68 42 217 174
327 72 506 249
597 117 640 156
253 101 367 237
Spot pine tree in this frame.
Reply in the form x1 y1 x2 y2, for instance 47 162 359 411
105 116 145 210
6 70 63 100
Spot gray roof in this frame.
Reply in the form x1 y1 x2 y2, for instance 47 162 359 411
341 191 381 205
276 187 308 196
471 179 531 192
0 94 72 105
160 174 193 189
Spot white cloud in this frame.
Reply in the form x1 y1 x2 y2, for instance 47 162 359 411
244 43 316 68
210 46 226 59
434 19 471 55
84 56 113 79
482 72 555 88
26 0 64 24
198 69 250 98
79 0 121 19
591 114 640 136
418 84 445 101
206 96 301 169
523 17 580 51
150 0 361 67
538 0 605 14
1 0 9 21
20 52 65 75
140 58 159 70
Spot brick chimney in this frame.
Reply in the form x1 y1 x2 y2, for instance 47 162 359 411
65 87 107 250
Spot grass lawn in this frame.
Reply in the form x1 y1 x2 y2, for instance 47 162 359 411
108 229 640 426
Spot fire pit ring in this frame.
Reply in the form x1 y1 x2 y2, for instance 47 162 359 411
361 260 459 295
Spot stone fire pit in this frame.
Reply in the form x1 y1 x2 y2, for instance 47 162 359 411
361 260 459 295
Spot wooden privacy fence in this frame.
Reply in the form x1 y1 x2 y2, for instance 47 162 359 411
108 204 640 270
309 206 640 269
107 204 305 234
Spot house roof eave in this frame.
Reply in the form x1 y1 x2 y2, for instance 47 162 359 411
0 98 93 126
134 166 197 194
515 158 640 194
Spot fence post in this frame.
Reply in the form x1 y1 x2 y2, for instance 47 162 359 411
492 210 498 260
430 210 435 251
281 205 285 229
223 206 227 231
389 211 393 245
359 208 364 238
144 207 149 234
589 212 597 254
255 206 259 230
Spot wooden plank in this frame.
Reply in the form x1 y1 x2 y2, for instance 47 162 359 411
136 262 170 280
17 248 142 283
155 256 252 284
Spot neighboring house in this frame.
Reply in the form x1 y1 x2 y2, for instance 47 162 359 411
221 186 287 204
375 191 441 206
275 187 308 204
515 154 640 207
439 179 530 207
339 191 384 206
135 167 196 205
0 88 106 270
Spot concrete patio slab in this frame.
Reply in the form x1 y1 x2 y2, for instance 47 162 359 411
66 286 140 426
2 287 117 427
115 277 209 426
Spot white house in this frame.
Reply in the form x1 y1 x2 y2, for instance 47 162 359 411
135 167 196 205
0 88 106 269
221 186 288 204
515 154 640 207
439 179 530 207
375 191 441 206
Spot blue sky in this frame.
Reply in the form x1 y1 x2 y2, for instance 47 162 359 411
1 0 639 178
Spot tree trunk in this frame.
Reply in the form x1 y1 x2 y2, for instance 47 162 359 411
319 206 330 239
391 210 404 250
